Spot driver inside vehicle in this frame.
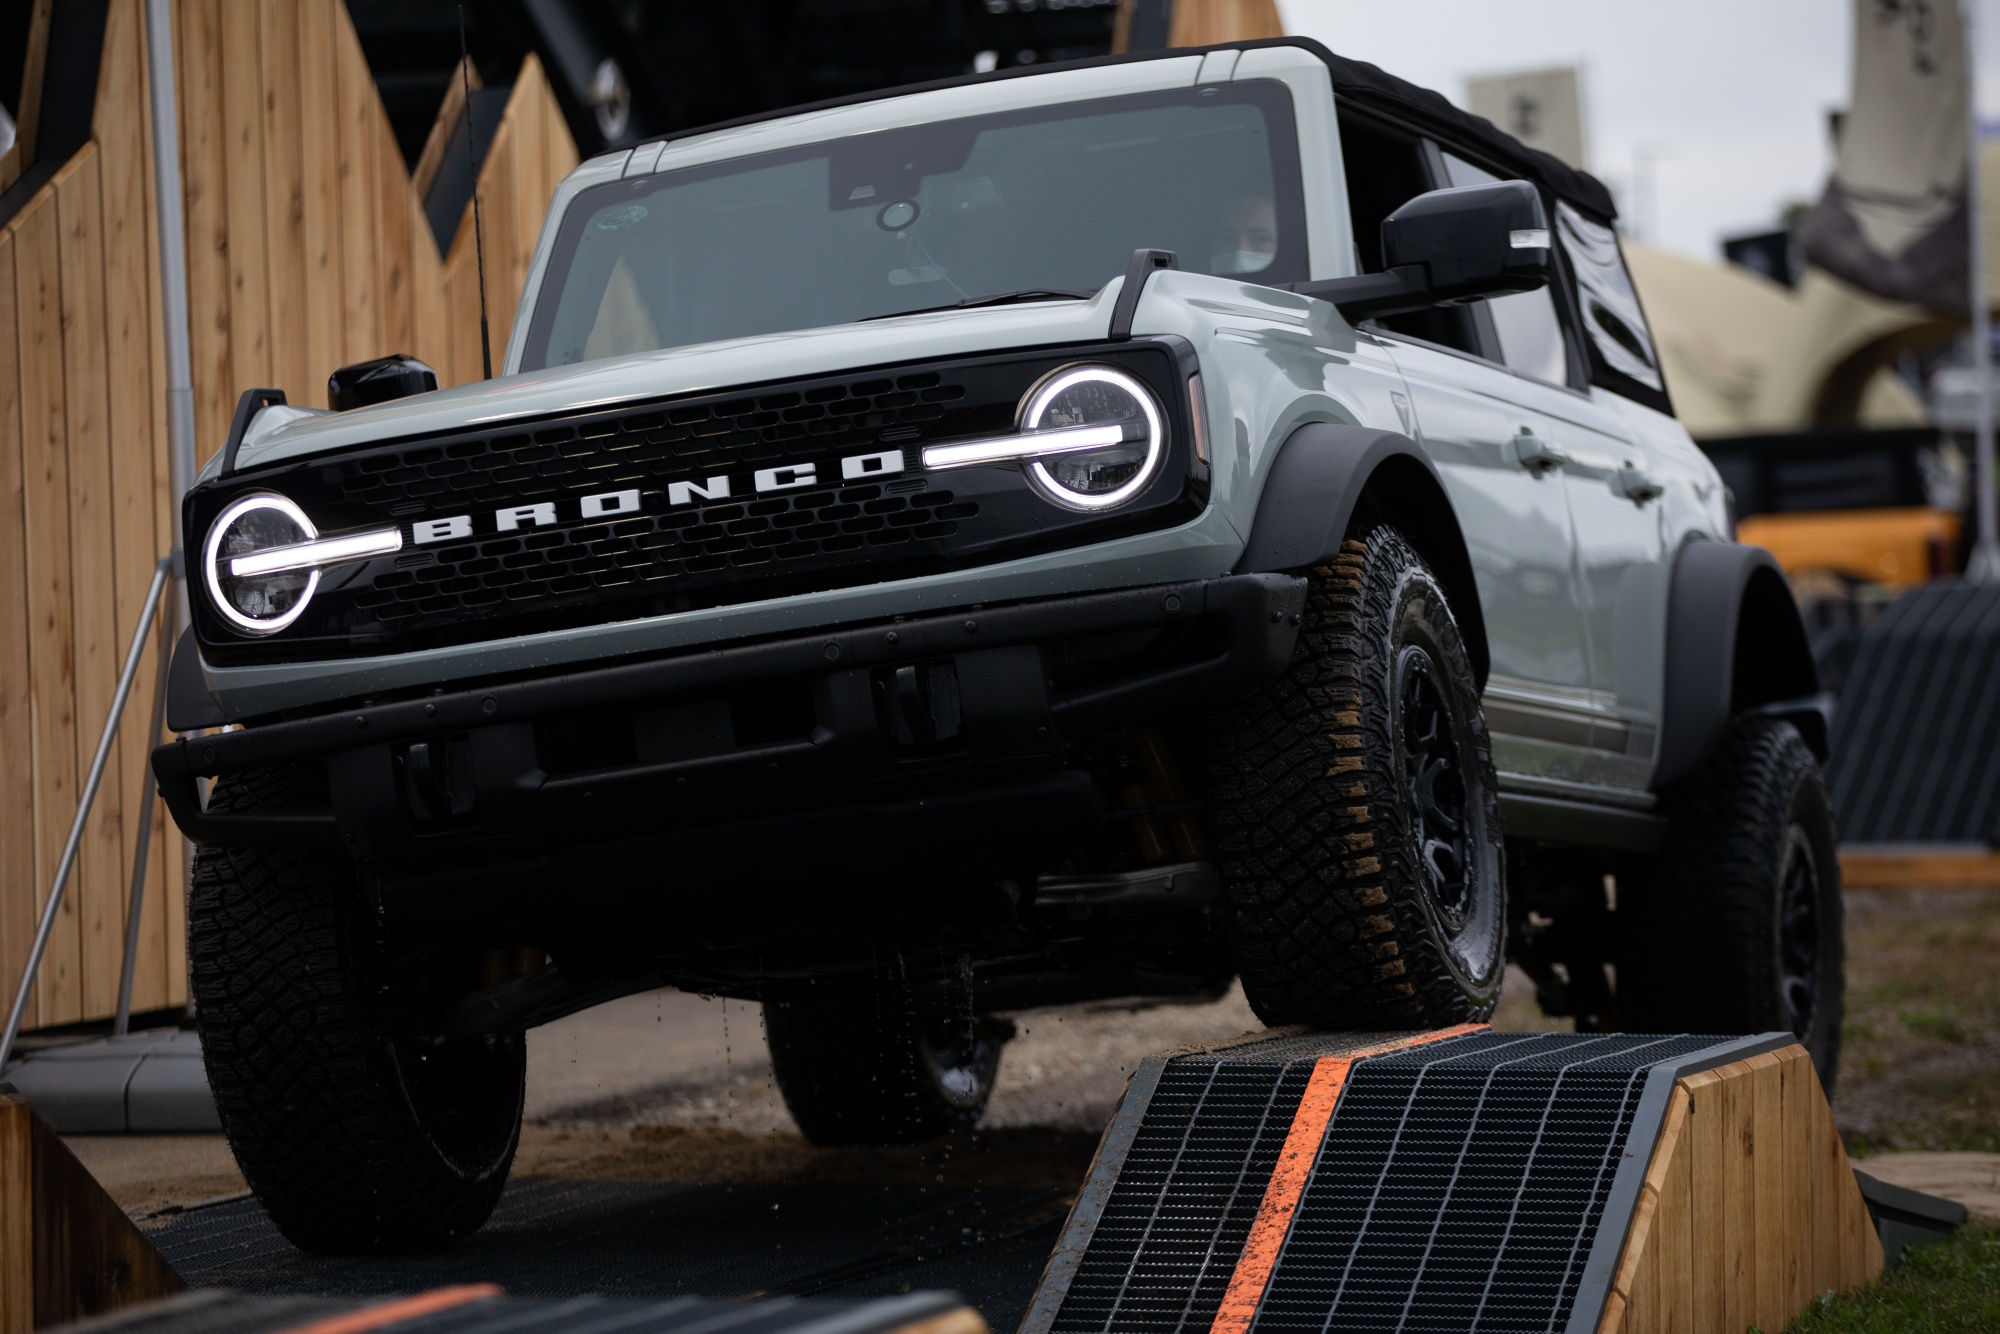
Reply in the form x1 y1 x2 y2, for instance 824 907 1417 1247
1210 194 1278 275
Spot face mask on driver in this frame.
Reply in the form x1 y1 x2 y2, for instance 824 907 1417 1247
1210 249 1275 276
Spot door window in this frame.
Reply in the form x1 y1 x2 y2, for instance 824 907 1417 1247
1439 153 1570 385
1336 108 1484 357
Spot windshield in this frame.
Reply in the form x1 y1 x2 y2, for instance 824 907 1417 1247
519 82 1306 371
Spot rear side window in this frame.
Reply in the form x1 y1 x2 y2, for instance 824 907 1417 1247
1557 202 1669 408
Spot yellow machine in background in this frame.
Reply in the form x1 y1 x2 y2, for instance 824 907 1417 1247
1699 426 1969 586
1737 506 1961 586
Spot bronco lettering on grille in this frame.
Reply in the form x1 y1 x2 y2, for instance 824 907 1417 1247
411 448 908 543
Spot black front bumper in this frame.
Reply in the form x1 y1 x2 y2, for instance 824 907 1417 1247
154 573 1306 870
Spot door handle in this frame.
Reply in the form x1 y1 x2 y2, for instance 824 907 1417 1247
1612 463 1664 503
1509 427 1569 472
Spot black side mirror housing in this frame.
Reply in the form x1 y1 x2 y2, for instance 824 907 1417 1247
1295 180 1553 321
328 354 438 412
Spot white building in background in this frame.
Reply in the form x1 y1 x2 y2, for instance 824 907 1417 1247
1465 66 1585 169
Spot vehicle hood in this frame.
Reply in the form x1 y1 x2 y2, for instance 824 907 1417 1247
217 288 1124 476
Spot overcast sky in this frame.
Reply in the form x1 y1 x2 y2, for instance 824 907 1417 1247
1275 1 2000 263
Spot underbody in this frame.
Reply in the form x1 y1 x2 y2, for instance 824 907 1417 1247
161 574 1307 1030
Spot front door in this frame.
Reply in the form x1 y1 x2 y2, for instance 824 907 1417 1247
1384 337 1601 790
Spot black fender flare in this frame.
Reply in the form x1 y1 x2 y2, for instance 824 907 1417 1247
1653 540 1823 790
1234 422 1489 688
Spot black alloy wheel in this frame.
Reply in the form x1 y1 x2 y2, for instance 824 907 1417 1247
1778 825 1825 1043
1399 646 1475 931
1619 714 1845 1090
765 967 1007 1145
1206 524 1507 1029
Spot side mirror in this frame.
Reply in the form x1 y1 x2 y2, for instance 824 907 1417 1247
1296 180 1553 321
328 354 438 411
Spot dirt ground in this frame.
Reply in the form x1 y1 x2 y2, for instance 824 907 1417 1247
65 890 2000 1223
1834 889 2000 1157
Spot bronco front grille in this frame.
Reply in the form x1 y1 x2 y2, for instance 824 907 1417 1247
335 370 968 515
357 479 977 625
187 343 1200 667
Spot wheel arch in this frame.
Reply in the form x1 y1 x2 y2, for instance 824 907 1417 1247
1235 423 1490 688
1653 540 1823 789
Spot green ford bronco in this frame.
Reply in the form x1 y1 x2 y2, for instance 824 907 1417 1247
157 37 1838 1251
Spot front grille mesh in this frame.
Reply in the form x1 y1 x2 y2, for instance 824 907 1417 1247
339 371 976 622
336 371 967 514
356 481 977 623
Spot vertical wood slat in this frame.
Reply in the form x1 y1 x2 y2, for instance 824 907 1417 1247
54 148 124 1020
176 0 231 465
294 0 342 408
93 0 171 1014
330 0 379 369
375 113 416 363
1750 1055 1786 1332
1165 0 1285 48
1792 1056 1824 1328
12 192 77 1029
0 1095 31 1334
0 235 33 1033
219 3 270 397
257 0 309 408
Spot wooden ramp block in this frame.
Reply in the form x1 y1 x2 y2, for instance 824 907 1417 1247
0 1092 182 1332
1022 1030 1891 1334
1599 1046 1882 1334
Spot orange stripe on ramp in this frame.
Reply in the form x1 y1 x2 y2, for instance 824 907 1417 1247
272 1285 504 1334
1209 1025 1487 1334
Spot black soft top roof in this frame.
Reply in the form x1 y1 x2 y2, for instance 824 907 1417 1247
643 35 1619 224
1310 42 1618 222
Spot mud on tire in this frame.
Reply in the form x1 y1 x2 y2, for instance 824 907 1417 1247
190 764 524 1253
1205 525 1506 1028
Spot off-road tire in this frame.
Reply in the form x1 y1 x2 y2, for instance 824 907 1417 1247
1206 525 1506 1028
1619 716 1844 1088
189 764 524 1252
765 970 1003 1145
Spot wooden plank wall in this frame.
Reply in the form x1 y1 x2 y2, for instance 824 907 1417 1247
1598 1045 1883 1334
0 0 578 1031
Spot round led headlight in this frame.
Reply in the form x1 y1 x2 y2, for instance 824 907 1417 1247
203 493 320 634
1018 365 1165 510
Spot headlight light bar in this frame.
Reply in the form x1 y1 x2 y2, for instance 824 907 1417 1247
919 421 1140 470
229 527 403 577
203 492 402 635
918 364 1167 511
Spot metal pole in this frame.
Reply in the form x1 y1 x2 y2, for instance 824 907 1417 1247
1968 0 2000 581
0 562 171 1073
112 614 173 1038
143 0 199 1018
145 0 198 563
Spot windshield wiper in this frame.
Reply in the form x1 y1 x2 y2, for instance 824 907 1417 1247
861 289 1094 321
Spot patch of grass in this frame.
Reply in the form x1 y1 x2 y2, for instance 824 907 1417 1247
1783 1227 2000 1332
1836 891 2000 1154
1899 1010 1971 1044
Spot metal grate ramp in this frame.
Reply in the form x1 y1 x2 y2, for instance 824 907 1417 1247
1827 578 2000 843
1021 1028 1794 1334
